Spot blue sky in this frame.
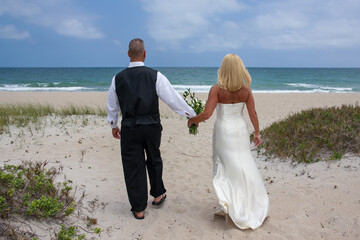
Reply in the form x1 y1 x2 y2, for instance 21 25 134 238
0 0 359 67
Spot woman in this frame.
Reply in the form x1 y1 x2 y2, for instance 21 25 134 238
188 54 269 230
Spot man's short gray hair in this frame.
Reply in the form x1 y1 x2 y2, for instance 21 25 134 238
128 38 145 58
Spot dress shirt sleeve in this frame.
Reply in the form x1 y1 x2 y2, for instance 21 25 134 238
107 76 120 128
156 72 196 118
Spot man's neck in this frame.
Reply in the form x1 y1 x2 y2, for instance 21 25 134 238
130 58 145 62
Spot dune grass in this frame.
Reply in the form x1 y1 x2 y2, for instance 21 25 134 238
0 104 107 134
257 104 360 163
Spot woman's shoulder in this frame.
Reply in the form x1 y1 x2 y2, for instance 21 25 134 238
239 87 252 101
240 86 252 92
211 84 220 90
210 84 220 93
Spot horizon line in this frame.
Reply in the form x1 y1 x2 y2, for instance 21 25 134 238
1 66 360 69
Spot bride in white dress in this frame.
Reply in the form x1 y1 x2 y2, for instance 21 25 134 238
188 54 269 230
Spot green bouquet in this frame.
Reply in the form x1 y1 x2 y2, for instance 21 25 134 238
183 88 205 135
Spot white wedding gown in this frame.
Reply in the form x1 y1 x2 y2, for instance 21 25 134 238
212 103 269 230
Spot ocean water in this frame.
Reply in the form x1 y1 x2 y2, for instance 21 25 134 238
0 67 359 93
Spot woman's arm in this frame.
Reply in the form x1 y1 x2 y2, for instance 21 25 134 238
245 89 261 146
188 85 219 127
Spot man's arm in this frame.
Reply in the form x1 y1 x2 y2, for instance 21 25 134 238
156 72 196 118
107 76 121 139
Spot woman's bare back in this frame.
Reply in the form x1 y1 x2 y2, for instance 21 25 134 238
217 86 250 104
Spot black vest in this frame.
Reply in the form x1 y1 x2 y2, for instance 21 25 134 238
115 66 160 128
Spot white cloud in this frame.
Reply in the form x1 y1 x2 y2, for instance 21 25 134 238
0 24 30 39
141 0 360 51
0 0 41 17
251 0 360 49
189 34 241 52
141 0 246 50
255 11 308 31
0 0 104 39
113 40 122 46
56 19 104 39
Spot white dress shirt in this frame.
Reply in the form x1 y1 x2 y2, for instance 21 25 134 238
107 61 196 128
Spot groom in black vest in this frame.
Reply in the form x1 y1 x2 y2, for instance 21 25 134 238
107 38 196 220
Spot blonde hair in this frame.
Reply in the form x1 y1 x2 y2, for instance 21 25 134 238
217 54 251 91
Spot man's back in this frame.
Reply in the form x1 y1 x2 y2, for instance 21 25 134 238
115 66 160 127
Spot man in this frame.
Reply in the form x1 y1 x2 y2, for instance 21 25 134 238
107 38 196 220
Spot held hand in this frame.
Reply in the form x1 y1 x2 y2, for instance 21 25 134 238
112 127 121 139
187 119 198 128
187 119 192 128
254 135 261 147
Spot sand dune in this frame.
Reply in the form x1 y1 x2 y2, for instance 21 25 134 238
0 92 359 240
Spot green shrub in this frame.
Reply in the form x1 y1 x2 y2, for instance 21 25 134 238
0 161 100 240
0 161 75 219
55 224 85 240
0 196 8 213
26 196 64 218
257 104 360 163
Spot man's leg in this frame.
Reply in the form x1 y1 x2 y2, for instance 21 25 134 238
143 124 166 198
120 126 148 212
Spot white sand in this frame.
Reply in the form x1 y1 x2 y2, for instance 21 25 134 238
0 92 359 240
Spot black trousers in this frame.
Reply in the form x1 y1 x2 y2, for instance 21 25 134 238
120 124 166 212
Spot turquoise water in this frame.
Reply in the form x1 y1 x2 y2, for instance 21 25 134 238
0 67 359 93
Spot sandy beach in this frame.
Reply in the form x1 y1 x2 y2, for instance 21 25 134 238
1 92 360 240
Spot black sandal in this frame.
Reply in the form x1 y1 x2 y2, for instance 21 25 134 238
132 211 144 220
152 194 167 206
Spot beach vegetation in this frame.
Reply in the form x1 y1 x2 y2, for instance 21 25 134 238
55 225 85 240
257 104 360 163
0 104 107 134
0 161 101 239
